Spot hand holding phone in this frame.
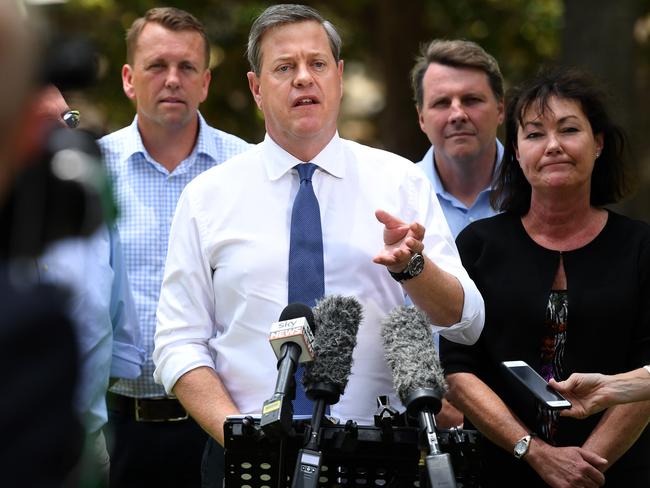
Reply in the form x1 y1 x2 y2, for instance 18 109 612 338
501 360 572 410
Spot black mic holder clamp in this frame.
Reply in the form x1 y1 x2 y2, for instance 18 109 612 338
404 388 443 418
241 415 265 441
329 420 359 454
301 381 340 448
374 395 401 441
304 382 340 405
343 419 358 438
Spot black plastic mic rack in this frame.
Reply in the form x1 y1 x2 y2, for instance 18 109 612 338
223 415 482 488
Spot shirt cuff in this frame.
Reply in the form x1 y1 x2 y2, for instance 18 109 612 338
111 341 145 379
433 273 484 346
153 345 215 395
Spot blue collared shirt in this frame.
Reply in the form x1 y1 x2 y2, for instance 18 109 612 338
39 225 144 433
415 140 503 239
99 113 251 398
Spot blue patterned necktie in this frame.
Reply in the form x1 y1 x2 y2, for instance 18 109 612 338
288 162 324 415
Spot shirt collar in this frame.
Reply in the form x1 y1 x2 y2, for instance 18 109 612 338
263 132 345 181
121 112 215 168
193 112 218 162
426 138 504 198
120 116 145 165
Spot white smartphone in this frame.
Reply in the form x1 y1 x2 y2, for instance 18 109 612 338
501 360 572 410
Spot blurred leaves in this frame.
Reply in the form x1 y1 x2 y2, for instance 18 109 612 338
39 0 562 144
37 1 650 169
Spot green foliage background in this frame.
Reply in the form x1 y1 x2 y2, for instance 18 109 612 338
41 0 561 146
36 0 650 219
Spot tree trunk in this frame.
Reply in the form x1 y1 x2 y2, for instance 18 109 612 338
561 0 650 220
375 0 430 162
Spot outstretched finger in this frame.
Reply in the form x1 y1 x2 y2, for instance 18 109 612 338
375 209 406 229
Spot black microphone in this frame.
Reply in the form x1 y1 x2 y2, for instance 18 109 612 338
260 303 316 439
382 306 457 488
292 295 363 488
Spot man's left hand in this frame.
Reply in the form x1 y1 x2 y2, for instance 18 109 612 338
373 209 425 272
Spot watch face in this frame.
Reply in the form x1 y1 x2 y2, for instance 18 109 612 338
408 253 425 276
514 436 530 458
514 441 525 457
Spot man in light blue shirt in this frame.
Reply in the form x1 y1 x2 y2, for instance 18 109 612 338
410 40 505 427
40 226 144 432
98 7 250 487
35 83 144 486
411 39 505 239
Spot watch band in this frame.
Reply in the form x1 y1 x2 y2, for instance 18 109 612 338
388 268 413 282
388 252 424 283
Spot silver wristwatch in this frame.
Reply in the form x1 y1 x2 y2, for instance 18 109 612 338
513 434 533 459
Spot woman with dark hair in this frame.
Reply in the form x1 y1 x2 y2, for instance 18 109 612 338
440 67 650 487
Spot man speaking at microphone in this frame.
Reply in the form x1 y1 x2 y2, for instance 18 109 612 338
153 4 484 485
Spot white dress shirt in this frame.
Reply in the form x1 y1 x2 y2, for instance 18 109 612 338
154 133 484 425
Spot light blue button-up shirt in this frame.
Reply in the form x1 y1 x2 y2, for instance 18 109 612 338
415 141 502 351
415 140 503 239
40 225 144 433
99 113 251 398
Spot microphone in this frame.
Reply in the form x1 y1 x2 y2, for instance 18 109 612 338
292 295 363 488
303 295 362 405
382 306 457 488
260 303 316 439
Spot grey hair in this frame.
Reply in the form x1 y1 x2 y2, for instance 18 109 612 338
411 39 504 110
246 4 342 75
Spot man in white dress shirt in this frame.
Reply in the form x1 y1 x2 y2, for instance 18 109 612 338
153 5 484 484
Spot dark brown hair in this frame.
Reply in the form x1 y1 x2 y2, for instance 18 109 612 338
411 39 503 110
494 66 630 215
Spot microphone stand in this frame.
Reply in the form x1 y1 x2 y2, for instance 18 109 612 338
291 382 339 488
405 388 457 488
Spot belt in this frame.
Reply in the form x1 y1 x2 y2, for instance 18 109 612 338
107 392 189 422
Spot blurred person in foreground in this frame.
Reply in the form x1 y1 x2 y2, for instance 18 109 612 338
550 366 650 419
0 1 82 485
441 67 650 487
411 38 505 428
36 84 144 487
98 7 250 487
153 4 484 486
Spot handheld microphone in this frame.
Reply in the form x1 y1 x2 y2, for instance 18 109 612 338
293 295 362 488
260 303 316 439
382 306 456 488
